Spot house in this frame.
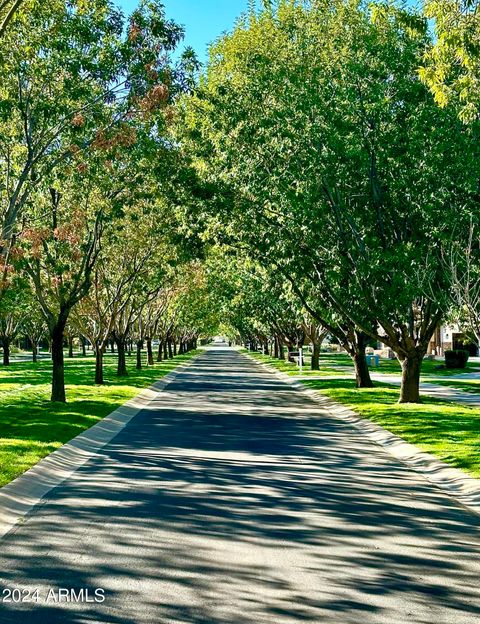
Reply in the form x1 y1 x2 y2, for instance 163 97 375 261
427 324 479 357
375 324 479 359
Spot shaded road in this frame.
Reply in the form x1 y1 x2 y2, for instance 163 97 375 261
0 347 480 623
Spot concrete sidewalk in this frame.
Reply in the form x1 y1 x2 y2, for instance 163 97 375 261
370 374 480 407
0 347 479 623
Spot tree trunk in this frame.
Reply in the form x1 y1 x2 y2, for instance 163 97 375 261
173 341 177 356
95 346 104 385
80 335 87 357
111 339 115 354
345 331 374 388
287 344 296 362
51 321 67 402
168 339 173 359
311 341 320 370
32 341 38 363
353 349 374 388
2 338 10 366
157 340 163 362
136 340 143 370
115 336 128 377
146 338 154 365
68 336 74 358
399 353 422 403
163 340 168 359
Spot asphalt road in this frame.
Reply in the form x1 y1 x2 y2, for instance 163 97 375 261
0 346 480 623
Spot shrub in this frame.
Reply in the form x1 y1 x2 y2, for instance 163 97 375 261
445 349 469 369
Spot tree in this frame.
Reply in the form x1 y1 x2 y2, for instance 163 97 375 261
21 304 46 363
107 215 186 378
140 299 162 367
0 280 27 364
70 209 161 384
172 261 221 351
206 249 309 363
20 183 103 401
302 318 328 371
445 220 480 347
154 287 178 362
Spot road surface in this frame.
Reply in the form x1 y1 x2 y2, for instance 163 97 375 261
0 346 479 623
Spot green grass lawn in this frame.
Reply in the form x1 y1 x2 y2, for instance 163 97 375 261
245 350 348 376
246 351 480 478
322 352 480 377
0 350 198 488
244 349 480 378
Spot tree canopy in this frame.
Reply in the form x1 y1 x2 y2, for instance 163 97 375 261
177 0 480 402
0 0 479 405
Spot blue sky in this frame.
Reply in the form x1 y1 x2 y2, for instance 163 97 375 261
117 1 251 63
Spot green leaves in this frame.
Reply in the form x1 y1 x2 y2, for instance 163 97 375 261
421 0 480 122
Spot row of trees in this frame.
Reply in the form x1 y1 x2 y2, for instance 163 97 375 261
0 0 215 401
176 0 480 403
0 259 214 383
206 251 328 364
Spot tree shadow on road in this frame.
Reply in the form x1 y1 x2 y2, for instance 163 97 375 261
0 350 479 623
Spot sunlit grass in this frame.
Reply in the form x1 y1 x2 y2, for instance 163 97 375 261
0 350 198 487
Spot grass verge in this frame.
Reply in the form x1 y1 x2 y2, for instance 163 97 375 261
319 352 480 377
247 351 480 478
244 349 480 380
0 350 198 488
244 350 347 376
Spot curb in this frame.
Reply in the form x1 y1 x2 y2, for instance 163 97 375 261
0 353 200 540
241 351 480 519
